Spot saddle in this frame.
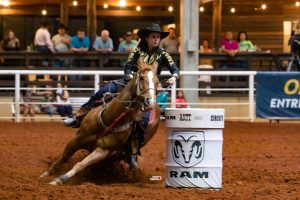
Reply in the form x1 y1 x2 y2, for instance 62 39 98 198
72 94 118 128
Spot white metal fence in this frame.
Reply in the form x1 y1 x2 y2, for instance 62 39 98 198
0 70 257 122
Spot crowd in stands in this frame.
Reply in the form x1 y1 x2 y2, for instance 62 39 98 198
5 19 300 120
20 83 73 122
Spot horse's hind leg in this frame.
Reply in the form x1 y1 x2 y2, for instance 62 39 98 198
49 147 110 185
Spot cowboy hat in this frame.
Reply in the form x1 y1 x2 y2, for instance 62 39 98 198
137 23 169 39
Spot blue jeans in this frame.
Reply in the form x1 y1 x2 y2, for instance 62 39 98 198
57 105 73 117
81 78 150 129
36 45 51 66
81 79 125 108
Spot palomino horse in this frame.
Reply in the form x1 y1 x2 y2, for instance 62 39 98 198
40 58 161 185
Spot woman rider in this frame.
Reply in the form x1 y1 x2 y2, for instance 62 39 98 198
64 23 179 127
63 23 180 167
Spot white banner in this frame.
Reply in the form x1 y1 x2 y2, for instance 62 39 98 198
165 129 223 189
165 108 225 129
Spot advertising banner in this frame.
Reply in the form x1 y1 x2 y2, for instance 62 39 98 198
256 72 300 119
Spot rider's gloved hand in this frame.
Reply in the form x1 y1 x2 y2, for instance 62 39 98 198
167 76 176 85
125 74 133 82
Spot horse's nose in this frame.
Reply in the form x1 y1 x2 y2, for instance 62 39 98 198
144 98 155 107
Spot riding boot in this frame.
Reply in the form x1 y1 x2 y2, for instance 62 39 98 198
63 96 99 128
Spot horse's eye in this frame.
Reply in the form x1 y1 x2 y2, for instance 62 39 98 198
140 77 144 80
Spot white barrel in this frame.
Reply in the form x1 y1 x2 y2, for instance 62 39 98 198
165 108 224 189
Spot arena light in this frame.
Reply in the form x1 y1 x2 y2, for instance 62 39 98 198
230 7 236 13
103 3 109 9
42 9 47 16
261 4 267 10
136 6 141 12
119 0 126 7
2 0 10 7
199 6 204 12
168 6 173 12
296 1 300 7
72 1 78 7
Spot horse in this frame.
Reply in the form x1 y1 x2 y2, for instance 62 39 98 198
40 58 161 185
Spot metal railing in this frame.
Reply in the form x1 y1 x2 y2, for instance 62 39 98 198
0 70 257 122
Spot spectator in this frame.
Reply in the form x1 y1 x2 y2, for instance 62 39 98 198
118 31 138 67
160 27 179 54
34 21 54 66
199 39 214 94
70 29 90 70
52 24 71 68
220 31 239 56
20 85 36 122
199 39 214 65
70 29 90 53
237 31 255 52
156 83 169 114
291 18 300 36
288 28 300 71
55 83 73 118
175 90 189 108
220 31 240 70
39 85 55 119
0 30 21 65
93 30 113 53
0 30 20 51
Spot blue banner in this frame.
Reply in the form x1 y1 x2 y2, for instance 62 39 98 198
256 72 300 119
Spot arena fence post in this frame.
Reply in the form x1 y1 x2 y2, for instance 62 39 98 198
249 73 255 122
15 73 20 122
94 73 100 93
171 83 176 108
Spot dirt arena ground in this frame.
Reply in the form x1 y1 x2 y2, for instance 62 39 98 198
0 121 299 200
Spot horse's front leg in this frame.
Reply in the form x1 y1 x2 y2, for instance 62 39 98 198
40 131 96 178
49 147 110 185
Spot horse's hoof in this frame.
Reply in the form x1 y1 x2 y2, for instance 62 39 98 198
49 178 63 185
39 171 49 178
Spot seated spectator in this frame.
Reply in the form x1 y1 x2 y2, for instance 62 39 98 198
160 27 179 54
0 30 21 65
175 90 189 108
34 21 54 66
93 30 113 53
199 39 214 94
237 31 255 52
52 24 71 68
55 83 73 118
118 31 138 67
38 85 55 119
0 30 20 51
20 85 36 122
